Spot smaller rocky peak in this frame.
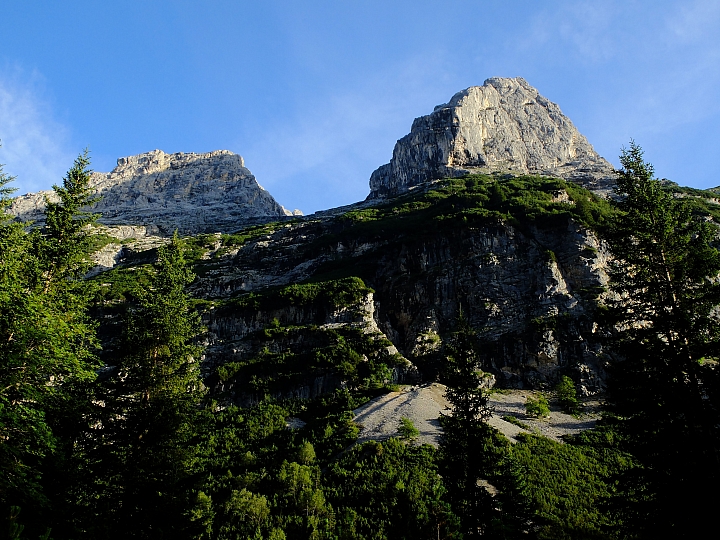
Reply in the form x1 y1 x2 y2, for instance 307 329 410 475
107 149 240 180
369 77 616 199
10 149 293 236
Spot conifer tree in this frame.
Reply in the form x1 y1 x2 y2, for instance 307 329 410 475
438 315 501 537
0 153 99 516
99 232 206 538
439 315 534 538
605 142 720 538
36 150 99 292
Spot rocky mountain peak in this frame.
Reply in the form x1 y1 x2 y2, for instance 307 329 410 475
100 149 241 182
368 77 616 199
10 149 299 236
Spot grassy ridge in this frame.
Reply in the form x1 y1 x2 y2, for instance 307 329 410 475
305 174 615 282
229 276 373 311
339 175 615 235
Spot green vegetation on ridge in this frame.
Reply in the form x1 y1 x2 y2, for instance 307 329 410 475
340 174 615 235
306 173 615 283
229 276 372 311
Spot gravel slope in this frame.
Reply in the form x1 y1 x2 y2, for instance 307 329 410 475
488 390 602 443
353 384 601 446
353 384 449 446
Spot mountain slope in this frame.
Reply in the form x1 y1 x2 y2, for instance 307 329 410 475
92 175 614 398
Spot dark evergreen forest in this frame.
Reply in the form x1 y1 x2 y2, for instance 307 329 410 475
1 144 718 539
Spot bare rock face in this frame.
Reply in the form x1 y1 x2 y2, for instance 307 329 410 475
368 77 616 199
10 149 293 235
187 203 610 393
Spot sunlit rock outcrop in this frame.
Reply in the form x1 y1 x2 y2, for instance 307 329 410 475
10 149 295 235
369 77 616 199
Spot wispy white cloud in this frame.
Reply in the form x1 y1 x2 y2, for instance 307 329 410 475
0 65 75 195
666 0 720 43
518 1 620 64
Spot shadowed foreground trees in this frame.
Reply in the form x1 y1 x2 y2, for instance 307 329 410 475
0 152 208 537
604 142 720 538
86 233 207 538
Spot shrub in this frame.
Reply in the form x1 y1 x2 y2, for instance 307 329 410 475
525 394 550 418
397 417 420 441
297 441 316 464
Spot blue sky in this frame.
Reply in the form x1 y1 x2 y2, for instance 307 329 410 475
1 1 719 214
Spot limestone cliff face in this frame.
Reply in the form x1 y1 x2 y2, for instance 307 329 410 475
201 290 416 406
189 197 610 394
10 149 294 235
51 78 617 396
369 77 616 199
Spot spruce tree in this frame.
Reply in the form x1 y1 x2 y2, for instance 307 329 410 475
604 142 720 538
99 232 206 538
438 315 503 537
37 150 99 292
0 154 99 518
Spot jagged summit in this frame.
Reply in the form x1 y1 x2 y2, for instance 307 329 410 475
368 77 616 199
10 149 298 235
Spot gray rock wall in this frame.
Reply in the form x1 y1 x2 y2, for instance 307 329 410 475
369 77 616 199
191 207 610 393
370 221 609 392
